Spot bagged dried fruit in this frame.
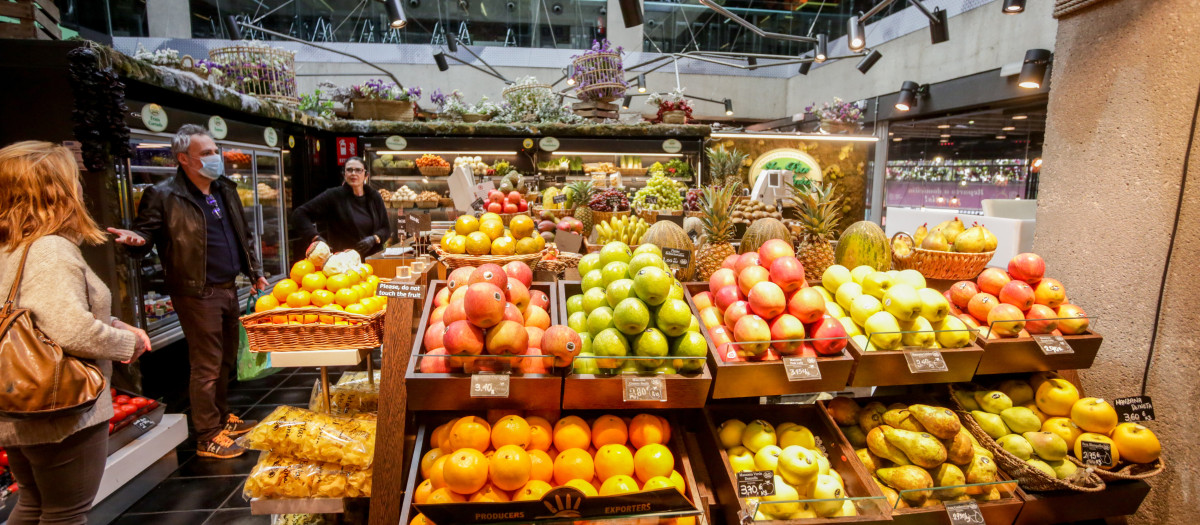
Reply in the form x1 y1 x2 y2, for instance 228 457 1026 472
243 452 373 499
240 405 376 468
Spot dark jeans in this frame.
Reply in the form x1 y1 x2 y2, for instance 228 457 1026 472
7 423 108 525
174 286 240 442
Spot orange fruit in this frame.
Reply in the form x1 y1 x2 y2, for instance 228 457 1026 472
455 215 480 235
487 410 522 425
592 415 629 447
642 476 675 492
334 287 360 307
351 283 369 300
527 416 553 451
512 480 552 501
491 237 516 256
489 444 533 491
629 414 669 449
272 279 299 302
528 449 553 482
509 215 535 239
410 513 431 525
594 444 635 482
301 307 318 324
285 290 311 308
491 415 532 449
345 303 368 315
326 273 351 293
443 448 489 495
300 272 327 292
479 219 504 240
254 294 279 313
428 455 450 489
343 270 361 286
553 416 592 452
420 448 447 479
465 232 492 255
271 313 288 324
413 479 434 504
668 470 686 494
310 289 335 307
516 237 539 255
1070 397 1118 434
634 443 674 482
469 482 511 502
357 298 379 314
446 235 467 254
449 416 492 451
426 487 466 504
433 419 457 451
290 260 315 282
553 448 595 486
366 274 381 287
363 263 374 276
562 478 598 497
598 474 639 496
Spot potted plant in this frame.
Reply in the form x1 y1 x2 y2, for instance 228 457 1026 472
647 88 694 124
806 97 864 134
571 39 629 104
463 96 503 122
429 89 465 120
340 79 421 121
298 89 335 119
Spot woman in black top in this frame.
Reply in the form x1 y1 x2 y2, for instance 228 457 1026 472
291 157 392 258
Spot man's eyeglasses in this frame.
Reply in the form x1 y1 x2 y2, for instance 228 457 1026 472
205 194 222 219
345 167 366 174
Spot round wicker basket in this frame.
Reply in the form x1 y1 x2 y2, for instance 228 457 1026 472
1067 454 1165 481
891 232 994 280
433 246 546 270
536 251 582 274
662 110 687 124
571 52 627 103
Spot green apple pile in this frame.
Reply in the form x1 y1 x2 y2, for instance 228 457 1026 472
817 265 973 351
566 242 708 375
825 397 1005 510
716 418 857 519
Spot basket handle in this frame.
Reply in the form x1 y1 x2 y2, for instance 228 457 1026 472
891 231 916 260
180 55 194 68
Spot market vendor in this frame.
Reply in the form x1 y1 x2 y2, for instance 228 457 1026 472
291 156 393 258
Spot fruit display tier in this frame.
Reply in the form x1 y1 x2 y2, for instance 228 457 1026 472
559 282 712 409
845 337 984 387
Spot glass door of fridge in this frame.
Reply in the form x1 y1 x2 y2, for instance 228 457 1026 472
254 151 286 282
128 134 182 344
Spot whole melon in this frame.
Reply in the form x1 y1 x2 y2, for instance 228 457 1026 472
835 220 891 271
739 218 792 254
682 216 704 248
642 220 696 281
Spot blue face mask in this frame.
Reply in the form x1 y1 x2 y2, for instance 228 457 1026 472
197 154 224 180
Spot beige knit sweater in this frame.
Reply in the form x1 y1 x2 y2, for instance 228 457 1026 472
0 235 137 447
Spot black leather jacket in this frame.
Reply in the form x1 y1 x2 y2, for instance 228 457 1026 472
128 170 263 297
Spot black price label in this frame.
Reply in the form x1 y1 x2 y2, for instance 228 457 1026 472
661 214 685 227
736 470 776 498
471 197 485 211
132 417 156 431
1033 334 1074 355
556 231 585 254
1114 396 1155 423
622 376 666 402
553 194 566 204
662 248 692 270
406 213 430 236
646 195 658 206
783 356 821 381
470 374 510 398
679 189 686 198
377 282 425 299
555 173 567 184
945 499 985 525
1079 439 1114 467
904 349 949 373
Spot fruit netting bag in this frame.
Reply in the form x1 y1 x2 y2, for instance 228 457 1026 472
308 371 381 416
239 406 376 468
243 452 372 499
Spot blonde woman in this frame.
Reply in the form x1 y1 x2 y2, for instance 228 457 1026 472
0 141 150 525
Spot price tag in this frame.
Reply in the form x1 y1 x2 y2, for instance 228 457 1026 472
1033 334 1074 355
470 374 510 398
661 214 685 227
735 470 776 498
622 376 667 402
556 231 585 254
132 417 156 431
945 499 985 525
553 194 566 204
783 356 821 381
662 248 692 270
904 349 949 373
646 195 658 206
471 197 485 211
406 213 430 236
1079 439 1114 467
377 282 425 299
1113 396 1155 423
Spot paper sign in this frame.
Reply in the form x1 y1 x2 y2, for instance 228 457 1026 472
904 349 949 373
662 248 692 270
133 417 156 431
736 470 776 498
470 374 510 398
556 231 585 254
377 282 424 300
783 356 821 381
945 499 985 525
622 376 666 402
1114 396 1155 423
1033 334 1074 355
1079 439 1114 467
474 181 495 200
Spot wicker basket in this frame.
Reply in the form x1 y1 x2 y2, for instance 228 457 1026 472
397 200 416 209
635 208 683 223
418 166 451 177
433 246 545 270
350 98 414 121
820 119 861 134
1067 455 1165 481
240 308 384 352
209 45 299 103
416 200 439 208
571 52 626 103
462 113 492 122
536 251 582 274
891 232 994 280
662 110 687 124
177 55 211 80
617 167 645 178
476 210 532 223
591 209 630 225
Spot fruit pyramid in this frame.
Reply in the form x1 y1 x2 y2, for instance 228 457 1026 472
439 212 546 256
253 244 385 324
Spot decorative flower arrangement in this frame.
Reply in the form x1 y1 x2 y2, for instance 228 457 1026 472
298 89 335 119
571 39 629 103
805 97 863 124
134 44 181 66
346 79 421 103
646 88 694 122
430 89 464 114
467 96 503 117
209 41 298 99
494 76 582 124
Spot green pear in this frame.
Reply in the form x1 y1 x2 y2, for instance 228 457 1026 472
1026 458 1056 478
786 503 818 519
883 284 923 322
931 464 967 499
876 481 902 509
883 408 925 432
741 419 777 453
997 434 1033 460
760 475 800 518
754 444 783 472
855 448 882 474
883 427 948 469
899 317 937 348
971 410 1012 439
862 272 896 299
974 390 1014 414
921 230 951 251
835 282 863 310
908 404 962 439
779 424 816 449
972 445 994 460
998 379 1035 406
1022 431 1068 461
850 294 884 327
944 429 974 466
850 265 875 285
822 265 852 295
1000 407 1042 433
811 474 846 517
965 454 998 484
917 288 950 322
953 389 981 411
727 446 756 473
816 454 831 476
778 446 820 486
866 425 912 466
896 269 927 290
1046 458 1079 479
863 311 903 350
935 316 973 349
857 401 888 433
841 424 867 448
877 465 933 502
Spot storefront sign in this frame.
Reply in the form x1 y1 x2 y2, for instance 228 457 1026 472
141 103 168 132
263 127 278 147
335 137 358 165
288 135 296 148
904 349 949 373
783 356 821 381
1034 334 1074 355
747 148 821 186
736 470 775 498
539 137 560 152
207 115 228 139
622 376 666 402
884 180 1027 210
385 135 408 150
1114 396 1155 423
662 139 682 153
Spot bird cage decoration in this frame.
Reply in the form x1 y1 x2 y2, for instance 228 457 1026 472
209 42 299 104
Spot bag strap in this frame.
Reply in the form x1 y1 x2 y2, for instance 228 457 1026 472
2 245 31 317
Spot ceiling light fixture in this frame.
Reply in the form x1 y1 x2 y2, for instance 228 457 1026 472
940 134 950 138
638 74 646 93
622 95 632 110
1011 115 1028 120
996 135 1007 139
552 151 684 157
724 99 734 116
1002 126 1016 131
937 124 950 129
1018 49 1052 89
618 0 643 27
893 137 902 142
383 0 408 28
895 80 919 111
847 16 866 52
1003 0 1026 14
815 34 828 62
710 132 879 142
798 62 811 75
856 49 882 74
445 29 457 52
928 7 949 44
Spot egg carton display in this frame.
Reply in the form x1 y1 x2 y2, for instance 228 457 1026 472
453 156 490 174
732 198 782 225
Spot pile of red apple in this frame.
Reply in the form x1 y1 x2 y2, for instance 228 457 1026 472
486 190 530 214
109 390 159 432
947 253 1089 338
692 239 848 362
421 262 581 374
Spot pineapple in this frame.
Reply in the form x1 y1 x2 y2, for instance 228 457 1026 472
568 181 596 235
697 182 739 280
790 178 842 277
706 145 749 187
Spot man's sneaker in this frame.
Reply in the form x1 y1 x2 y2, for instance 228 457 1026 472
223 414 258 436
197 431 245 459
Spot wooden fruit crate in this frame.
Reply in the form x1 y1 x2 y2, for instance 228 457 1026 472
972 330 1103 375
846 337 983 388
557 281 712 409
683 283 856 399
0 0 61 40
1013 481 1149 525
404 280 563 411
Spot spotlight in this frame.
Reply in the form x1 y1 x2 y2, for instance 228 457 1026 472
434 51 449 71
815 34 828 62
506 1 515 11
445 29 457 52
1018 49 1051 89
856 49 882 74
895 80 919 111
638 74 646 93
552 2 563 14
1012 115 1028 120
1003 0 1026 14
747 57 757 67
893 137 902 142
724 99 734 116
940 134 950 138
622 95 632 110
929 8 948 44
384 0 408 28
798 62 811 75
618 0 643 28
1002 126 1016 131
996 135 1007 139
566 65 575 85
224 15 243 40
847 16 866 52
937 124 950 129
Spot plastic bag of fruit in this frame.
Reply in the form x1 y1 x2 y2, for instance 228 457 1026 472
239 406 376 468
308 371 381 416
243 452 372 499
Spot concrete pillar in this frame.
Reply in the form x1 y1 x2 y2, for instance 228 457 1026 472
146 0 191 38
1035 1 1200 522
606 0 644 51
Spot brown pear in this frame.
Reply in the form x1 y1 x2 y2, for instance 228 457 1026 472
943 429 974 466
883 427 948 469
857 402 888 433
908 404 962 439
876 465 933 503
866 425 912 466
826 397 861 426
965 453 998 484
874 479 902 509
883 409 926 432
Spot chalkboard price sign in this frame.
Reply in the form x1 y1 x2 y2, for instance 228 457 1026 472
622 376 666 402
945 500 985 525
1034 334 1074 355
662 248 692 270
783 356 821 381
470 374 510 398
1079 439 1114 467
904 349 949 373
1113 396 1155 423
736 470 776 498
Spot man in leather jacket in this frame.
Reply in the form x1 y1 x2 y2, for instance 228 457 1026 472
108 124 267 459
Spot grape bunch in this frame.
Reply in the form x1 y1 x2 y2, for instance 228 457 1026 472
633 171 684 210
589 188 629 212
684 189 702 211
67 46 132 172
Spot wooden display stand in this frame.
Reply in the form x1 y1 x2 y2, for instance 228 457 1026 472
973 330 1104 375
572 100 620 122
846 338 983 387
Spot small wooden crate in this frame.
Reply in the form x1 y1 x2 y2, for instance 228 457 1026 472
1013 481 1150 525
572 100 620 122
0 0 61 40
973 330 1103 375
846 338 983 387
